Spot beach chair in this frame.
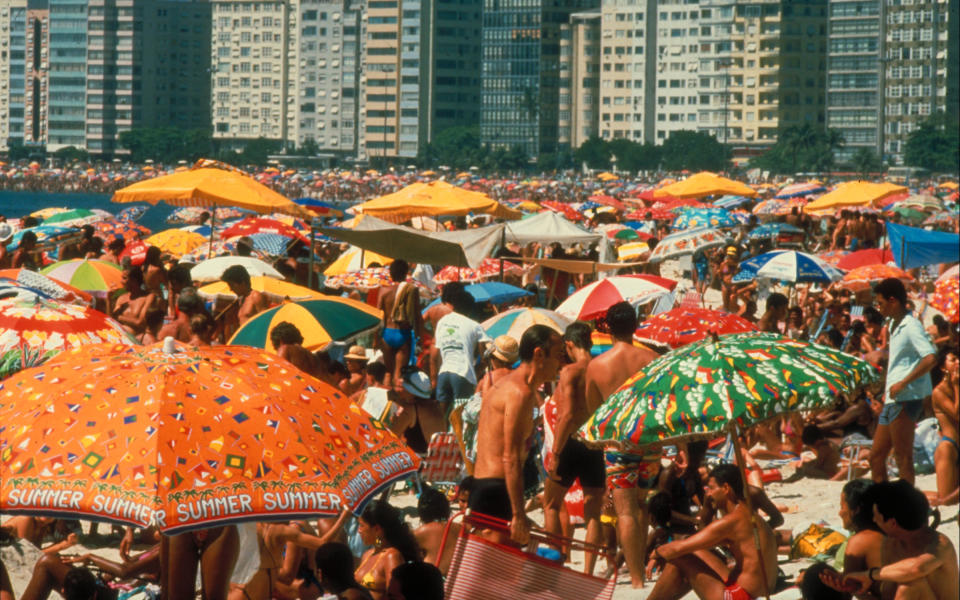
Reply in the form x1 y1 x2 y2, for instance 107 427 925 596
440 511 616 600
412 432 463 494
679 289 703 308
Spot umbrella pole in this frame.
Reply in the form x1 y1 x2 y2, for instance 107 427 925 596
729 422 773 600
207 210 216 259
308 217 317 290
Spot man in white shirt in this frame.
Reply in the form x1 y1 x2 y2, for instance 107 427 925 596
434 289 491 410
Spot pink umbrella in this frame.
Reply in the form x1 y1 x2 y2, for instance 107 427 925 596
556 275 677 321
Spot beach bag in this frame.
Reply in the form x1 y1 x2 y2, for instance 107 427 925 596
790 523 846 559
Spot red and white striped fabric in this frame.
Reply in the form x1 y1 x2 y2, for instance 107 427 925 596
419 432 462 485
445 534 616 600
556 274 677 321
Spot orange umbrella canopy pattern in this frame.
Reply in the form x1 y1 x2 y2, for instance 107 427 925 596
0 341 419 533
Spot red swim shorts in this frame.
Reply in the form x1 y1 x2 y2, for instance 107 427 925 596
723 582 754 600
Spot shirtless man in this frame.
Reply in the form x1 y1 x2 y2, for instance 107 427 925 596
142 246 167 297
472 324 564 544
584 301 660 588
423 282 463 334
221 264 270 339
270 321 316 375
158 287 205 343
111 265 160 337
543 321 605 575
757 293 787 334
376 260 422 386
647 464 778 600
720 248 740 313
829 480 958 600
931 348 959 505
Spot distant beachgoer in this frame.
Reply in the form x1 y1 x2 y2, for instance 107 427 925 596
376 260 421 386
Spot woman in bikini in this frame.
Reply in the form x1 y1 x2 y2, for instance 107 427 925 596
353 501 421 599
376 260 421 386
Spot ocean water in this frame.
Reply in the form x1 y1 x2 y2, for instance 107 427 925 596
0 191 171 233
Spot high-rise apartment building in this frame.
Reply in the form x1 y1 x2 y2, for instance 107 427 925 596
295 0 363 156
361 0 481 161
596 0 654 144
558 10 600 149
85 0 211 155
700 0 826 156
825 0 883 161
882 0 958 164
211 0 296 149
0 0 27 148
481 0 599 159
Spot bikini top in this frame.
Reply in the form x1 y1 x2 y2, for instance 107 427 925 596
356 550 386 593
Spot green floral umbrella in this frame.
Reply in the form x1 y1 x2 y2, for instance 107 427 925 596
579 332 879 451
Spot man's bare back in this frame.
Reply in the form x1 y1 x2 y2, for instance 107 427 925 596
585 342 658 412
879 529 959 600
474 369 538 480
238 290 270 324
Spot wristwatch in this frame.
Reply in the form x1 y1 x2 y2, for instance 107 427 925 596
868 567 879 581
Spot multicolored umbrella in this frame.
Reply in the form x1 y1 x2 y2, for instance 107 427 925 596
93 219 151 241
144 229 208 258
198 276 322 305
894 194 942 212
713 195 751 209
635 307 757 349
115 206 148 222
931 276 959 323
747 222 805 241
817 250 849 267
834 248 894 271
672 207 737 230
579 332 879 451
0 269 93 306
323 246 394 276
617 241 650 261
556 275 677 321
839 264 913 291
0 340 419 533
736 250 843 284
229 297 383 353
190 256 283 283
588 331 656 357
481 307 571 340
166 206 252 224
435 258 522 283
323 267 398 290
775 182 825 199
5 226 79 251
648 227 725 263
40 259 124 297
0 298 134 379
40 208 106 228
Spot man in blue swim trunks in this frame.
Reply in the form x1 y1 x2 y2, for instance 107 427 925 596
870 278 938 484
377 260 421 386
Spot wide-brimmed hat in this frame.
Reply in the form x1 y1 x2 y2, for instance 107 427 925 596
491 335 519 363
344 344 368 361
402 370 432 399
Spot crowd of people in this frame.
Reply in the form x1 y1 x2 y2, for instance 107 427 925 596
0 167 958 600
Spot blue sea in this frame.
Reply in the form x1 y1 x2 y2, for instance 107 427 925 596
0 191 172 233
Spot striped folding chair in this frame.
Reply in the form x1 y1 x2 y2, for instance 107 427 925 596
413 432 463 493
441 512 616 600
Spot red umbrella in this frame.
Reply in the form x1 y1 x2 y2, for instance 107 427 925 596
835 248 894 271
652 198 710 212
119 239 150 266
635 307 758 349
588 194 626 212
435 258 522 283
221 217 309 244
624 208 675 221
93 219 151 241
540 200 583 222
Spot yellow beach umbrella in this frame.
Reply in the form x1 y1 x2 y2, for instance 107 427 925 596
597 172 619 181
617 241 650 261
323 246 394 276
654 172 757 199
197 276 322 304
803 181 907 214
111 164 310 218
353 181 521 223
30 207 70 219
144 229 208 257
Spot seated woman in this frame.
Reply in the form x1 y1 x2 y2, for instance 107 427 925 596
413 487 460 575
353 501 422 599
19 556 127 600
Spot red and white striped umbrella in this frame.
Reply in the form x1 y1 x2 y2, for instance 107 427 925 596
435 258 522 283
556 275 677 321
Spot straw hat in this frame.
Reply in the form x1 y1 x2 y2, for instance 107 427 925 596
402 370 432 399
491 335 519 363
344 344 368 361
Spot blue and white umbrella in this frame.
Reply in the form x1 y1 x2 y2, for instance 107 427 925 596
736 250 843 284
672 207 737 230
713 195 751 209
747 223 805 240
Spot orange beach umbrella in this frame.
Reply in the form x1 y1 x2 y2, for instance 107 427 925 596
0 340 420 533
